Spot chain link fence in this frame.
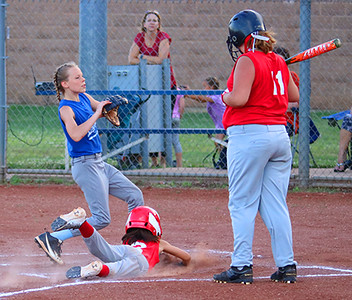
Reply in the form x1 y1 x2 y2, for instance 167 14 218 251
1 0 351 186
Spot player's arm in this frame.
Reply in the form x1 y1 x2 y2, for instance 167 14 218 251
128 42 142 65
287 72 300 104
287 102 299 110
59 98 109 142
186 94 214 103
159 239 191 266
223 55 254 108
144 39 170 65
85 93 101 112
183 86 214 103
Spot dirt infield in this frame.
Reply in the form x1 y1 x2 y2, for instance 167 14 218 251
0 185 351 299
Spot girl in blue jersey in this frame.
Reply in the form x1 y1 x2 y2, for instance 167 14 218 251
34 62 144 265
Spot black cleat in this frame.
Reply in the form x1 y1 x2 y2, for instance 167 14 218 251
66 261 103 279
34 231 63 264
271 264 297 283
51 207 86 232
213 265 253 284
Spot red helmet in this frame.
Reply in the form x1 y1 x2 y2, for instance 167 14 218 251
125 206 162 237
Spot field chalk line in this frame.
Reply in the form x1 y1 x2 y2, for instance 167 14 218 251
1 250 352 298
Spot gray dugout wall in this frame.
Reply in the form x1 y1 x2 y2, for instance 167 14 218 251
107 63 171 167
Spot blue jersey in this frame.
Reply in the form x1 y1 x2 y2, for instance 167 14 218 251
58 93 102 158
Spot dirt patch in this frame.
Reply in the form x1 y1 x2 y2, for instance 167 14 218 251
0 185 351 299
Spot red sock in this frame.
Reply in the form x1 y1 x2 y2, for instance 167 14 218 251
98 264 110 277
79 221 94 238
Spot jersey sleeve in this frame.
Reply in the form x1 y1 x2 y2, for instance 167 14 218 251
209 94 225 106
134 32 143 48
158 31 172 44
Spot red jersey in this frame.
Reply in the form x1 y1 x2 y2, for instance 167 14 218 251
130 240 160 270
134 31 177 88
222 51 290 130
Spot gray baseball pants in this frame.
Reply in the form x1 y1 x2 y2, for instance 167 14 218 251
84 228 149 278
70 153 144 237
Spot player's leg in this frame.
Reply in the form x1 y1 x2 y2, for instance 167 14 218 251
228 126 272 266
66 221 148 279
35 157 110 264
104 162 144 213
104 247 149 278
84 233 149 278
34 231 64 264
172 118 182 167
72 158 112 231
34 207 87 265
214 125 271 284
335 115 352 171
258 126 296 283
66 248 148 279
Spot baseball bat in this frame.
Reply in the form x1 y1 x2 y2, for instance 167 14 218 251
285 38 341 65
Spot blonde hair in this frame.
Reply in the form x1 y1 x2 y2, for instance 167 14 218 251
246 30 276 54
141 10 161 32
53 61 78 102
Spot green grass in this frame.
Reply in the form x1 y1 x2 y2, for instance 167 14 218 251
180 111 218 168
6 105 342 169
7 105 66 169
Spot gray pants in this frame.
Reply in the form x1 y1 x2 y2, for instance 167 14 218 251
227 125 295 268
71 153 144 237
84 228 149 278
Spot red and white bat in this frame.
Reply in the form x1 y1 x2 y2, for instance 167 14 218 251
285 38 341 65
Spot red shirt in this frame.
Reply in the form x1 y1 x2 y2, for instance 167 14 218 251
222 51 290 130
134 31 177 88
130 240 160 270
286 71 300 133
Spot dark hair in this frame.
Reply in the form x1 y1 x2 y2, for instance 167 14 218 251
273 46 290 60
122 228 160 245
205 77 220 90
53 61 78 102
141 10 161 32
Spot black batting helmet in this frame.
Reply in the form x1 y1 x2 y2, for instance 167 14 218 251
227 9 266 62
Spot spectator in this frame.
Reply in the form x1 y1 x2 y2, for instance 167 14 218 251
128 10 177 168
172 87 185 167
334 109 352 172
184 77 226 144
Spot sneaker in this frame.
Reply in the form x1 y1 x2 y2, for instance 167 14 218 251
213 265 253 284
34 232 63 265
66 261 103 279
271 264 297 283
51 207 86 232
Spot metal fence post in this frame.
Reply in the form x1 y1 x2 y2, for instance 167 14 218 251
0 0 8 183
298 0 311 188
79 0 108 91
139 59 149 169
162 59 172 167
79 0 108 155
